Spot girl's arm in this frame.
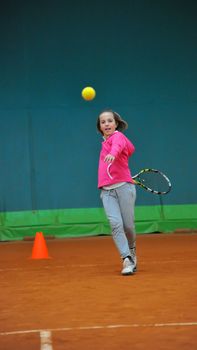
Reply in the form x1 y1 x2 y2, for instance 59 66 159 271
110 133 127 158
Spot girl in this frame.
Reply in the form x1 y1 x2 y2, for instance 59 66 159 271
97 109 137 276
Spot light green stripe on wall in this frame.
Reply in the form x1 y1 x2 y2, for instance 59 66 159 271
0 204 196 241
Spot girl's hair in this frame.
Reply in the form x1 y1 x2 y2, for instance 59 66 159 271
96 109 128 134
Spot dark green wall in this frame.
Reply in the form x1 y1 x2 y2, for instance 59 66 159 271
0 0 196 211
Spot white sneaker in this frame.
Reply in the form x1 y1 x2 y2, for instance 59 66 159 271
121 257 134 275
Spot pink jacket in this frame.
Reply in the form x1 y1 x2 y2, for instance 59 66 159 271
98 131 135 188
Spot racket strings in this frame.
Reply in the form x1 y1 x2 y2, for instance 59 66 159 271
136 172 170 193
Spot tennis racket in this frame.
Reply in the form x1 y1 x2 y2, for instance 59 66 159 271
107 164 171 195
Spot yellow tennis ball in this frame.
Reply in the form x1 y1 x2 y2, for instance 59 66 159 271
81 86 96 101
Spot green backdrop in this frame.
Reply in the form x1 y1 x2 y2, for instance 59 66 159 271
0 1 196 239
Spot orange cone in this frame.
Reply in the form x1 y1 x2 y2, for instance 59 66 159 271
31 232 51 259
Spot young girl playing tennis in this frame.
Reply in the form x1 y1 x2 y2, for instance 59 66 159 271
97 109 137 276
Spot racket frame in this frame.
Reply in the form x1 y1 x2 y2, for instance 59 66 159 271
107 164 171 195
132 168 171 195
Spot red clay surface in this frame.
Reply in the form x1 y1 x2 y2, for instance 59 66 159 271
0 233 197 349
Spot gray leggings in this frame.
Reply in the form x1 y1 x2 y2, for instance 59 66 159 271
101 183 136 259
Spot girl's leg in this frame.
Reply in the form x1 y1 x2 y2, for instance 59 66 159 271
116 183 136 249
101 189 131 258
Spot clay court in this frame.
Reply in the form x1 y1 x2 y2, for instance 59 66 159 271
0 232 197 349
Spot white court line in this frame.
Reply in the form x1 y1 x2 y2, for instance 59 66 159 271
1 322 197 336
40 330 53 350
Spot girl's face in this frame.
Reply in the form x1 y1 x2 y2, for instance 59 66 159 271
99 112 118 138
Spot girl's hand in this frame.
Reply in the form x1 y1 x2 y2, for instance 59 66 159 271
104 154 115 163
